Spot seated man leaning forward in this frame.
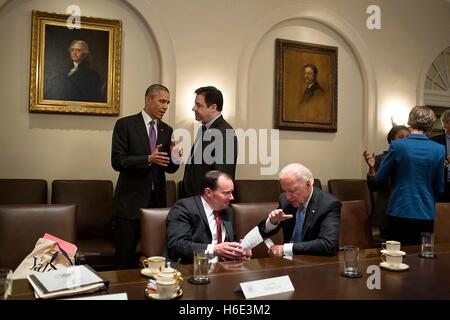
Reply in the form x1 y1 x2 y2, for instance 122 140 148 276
166 170 251 264
258 163 341 257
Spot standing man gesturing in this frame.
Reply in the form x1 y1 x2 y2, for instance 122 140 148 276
112 84 180 269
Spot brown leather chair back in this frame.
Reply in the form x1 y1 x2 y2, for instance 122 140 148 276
313 178 322 190
166 180 177 207
0 204 76 270
140 208 170 257
435 203 450 243
0 179 47 204
339 200 373 249
231 202 281 258
51 180 113 239
328 179 372 216
233 180 280 203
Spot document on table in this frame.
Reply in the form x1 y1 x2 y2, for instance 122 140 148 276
27 265 108 299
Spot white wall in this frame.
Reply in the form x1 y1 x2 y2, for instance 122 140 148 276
0 0 449 191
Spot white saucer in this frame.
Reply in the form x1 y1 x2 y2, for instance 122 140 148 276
140 268 157 277
380 249 406 256
379 261 409 271
145 288 183 300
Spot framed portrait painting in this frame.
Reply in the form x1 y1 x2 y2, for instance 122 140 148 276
29 10 122 116
275 39 338 132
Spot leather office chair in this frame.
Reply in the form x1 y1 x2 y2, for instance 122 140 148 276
327 179 372 214
140 208 171 257
435 203 450 243
339 200 374 249
231 202 280 258
327 179 377 238
166 180 177 207
233 180 280 203
0 204 76 270
51 180 114 270
313 178 322 190
0 179 47 204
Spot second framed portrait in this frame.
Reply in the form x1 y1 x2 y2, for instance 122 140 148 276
275 39 338 132
29 10 122 116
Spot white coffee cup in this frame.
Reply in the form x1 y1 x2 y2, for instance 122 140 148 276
381 253 403 267
156 277 177 299
382 240 401 252
142 256 166 273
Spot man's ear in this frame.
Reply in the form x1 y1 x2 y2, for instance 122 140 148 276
208 104 217 112
204 187 213 197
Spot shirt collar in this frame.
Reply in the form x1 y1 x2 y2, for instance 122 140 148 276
203 113 222 129
200 196 214 218
142 110 158 126
302 187 314 210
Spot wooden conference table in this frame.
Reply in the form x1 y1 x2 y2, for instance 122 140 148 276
9 243 450 300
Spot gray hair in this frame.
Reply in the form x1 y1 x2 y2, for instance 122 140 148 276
279 163 314 185
68 40 89 56
407 106 436 133
441 110 450 124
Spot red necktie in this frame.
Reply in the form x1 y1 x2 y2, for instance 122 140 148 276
213 211 222 244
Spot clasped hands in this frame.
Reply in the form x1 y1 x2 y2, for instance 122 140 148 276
213 241 252 261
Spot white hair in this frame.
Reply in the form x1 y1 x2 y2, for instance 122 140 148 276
279 163 314 185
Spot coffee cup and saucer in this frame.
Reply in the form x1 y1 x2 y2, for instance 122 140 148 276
379 240 409 271
140 256 166 278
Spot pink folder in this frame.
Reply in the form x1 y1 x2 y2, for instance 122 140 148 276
43 233 78 255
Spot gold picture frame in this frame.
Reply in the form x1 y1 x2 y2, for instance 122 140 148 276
275 39 338 132
29 10 122 116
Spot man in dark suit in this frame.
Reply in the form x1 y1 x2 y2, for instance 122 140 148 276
44 40 104 102
166 170 250 264
111 84 181 269
300 64 324 105
258 163 341 256
431 110 450 202
182 86 237 198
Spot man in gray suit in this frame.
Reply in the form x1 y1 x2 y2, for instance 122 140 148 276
258 163 341 256
166 170 251 264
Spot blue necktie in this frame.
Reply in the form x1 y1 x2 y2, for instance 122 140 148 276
293 206 305 243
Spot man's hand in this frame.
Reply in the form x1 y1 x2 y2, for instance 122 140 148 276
268 209 293 225
268 244 284 257
213 242 245 260
170 139 183 163
363 151 376 175
148 144 170 166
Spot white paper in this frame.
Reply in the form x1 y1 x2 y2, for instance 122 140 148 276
240 275 295 299
241 226 264 250
65 293 128 300
31 265 104 292
264 238 274 248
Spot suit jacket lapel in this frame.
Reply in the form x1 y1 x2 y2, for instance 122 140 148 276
134 113 150 154
193 196 212 239
303 189 320 239
221 209 233 241
156 121 166 146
